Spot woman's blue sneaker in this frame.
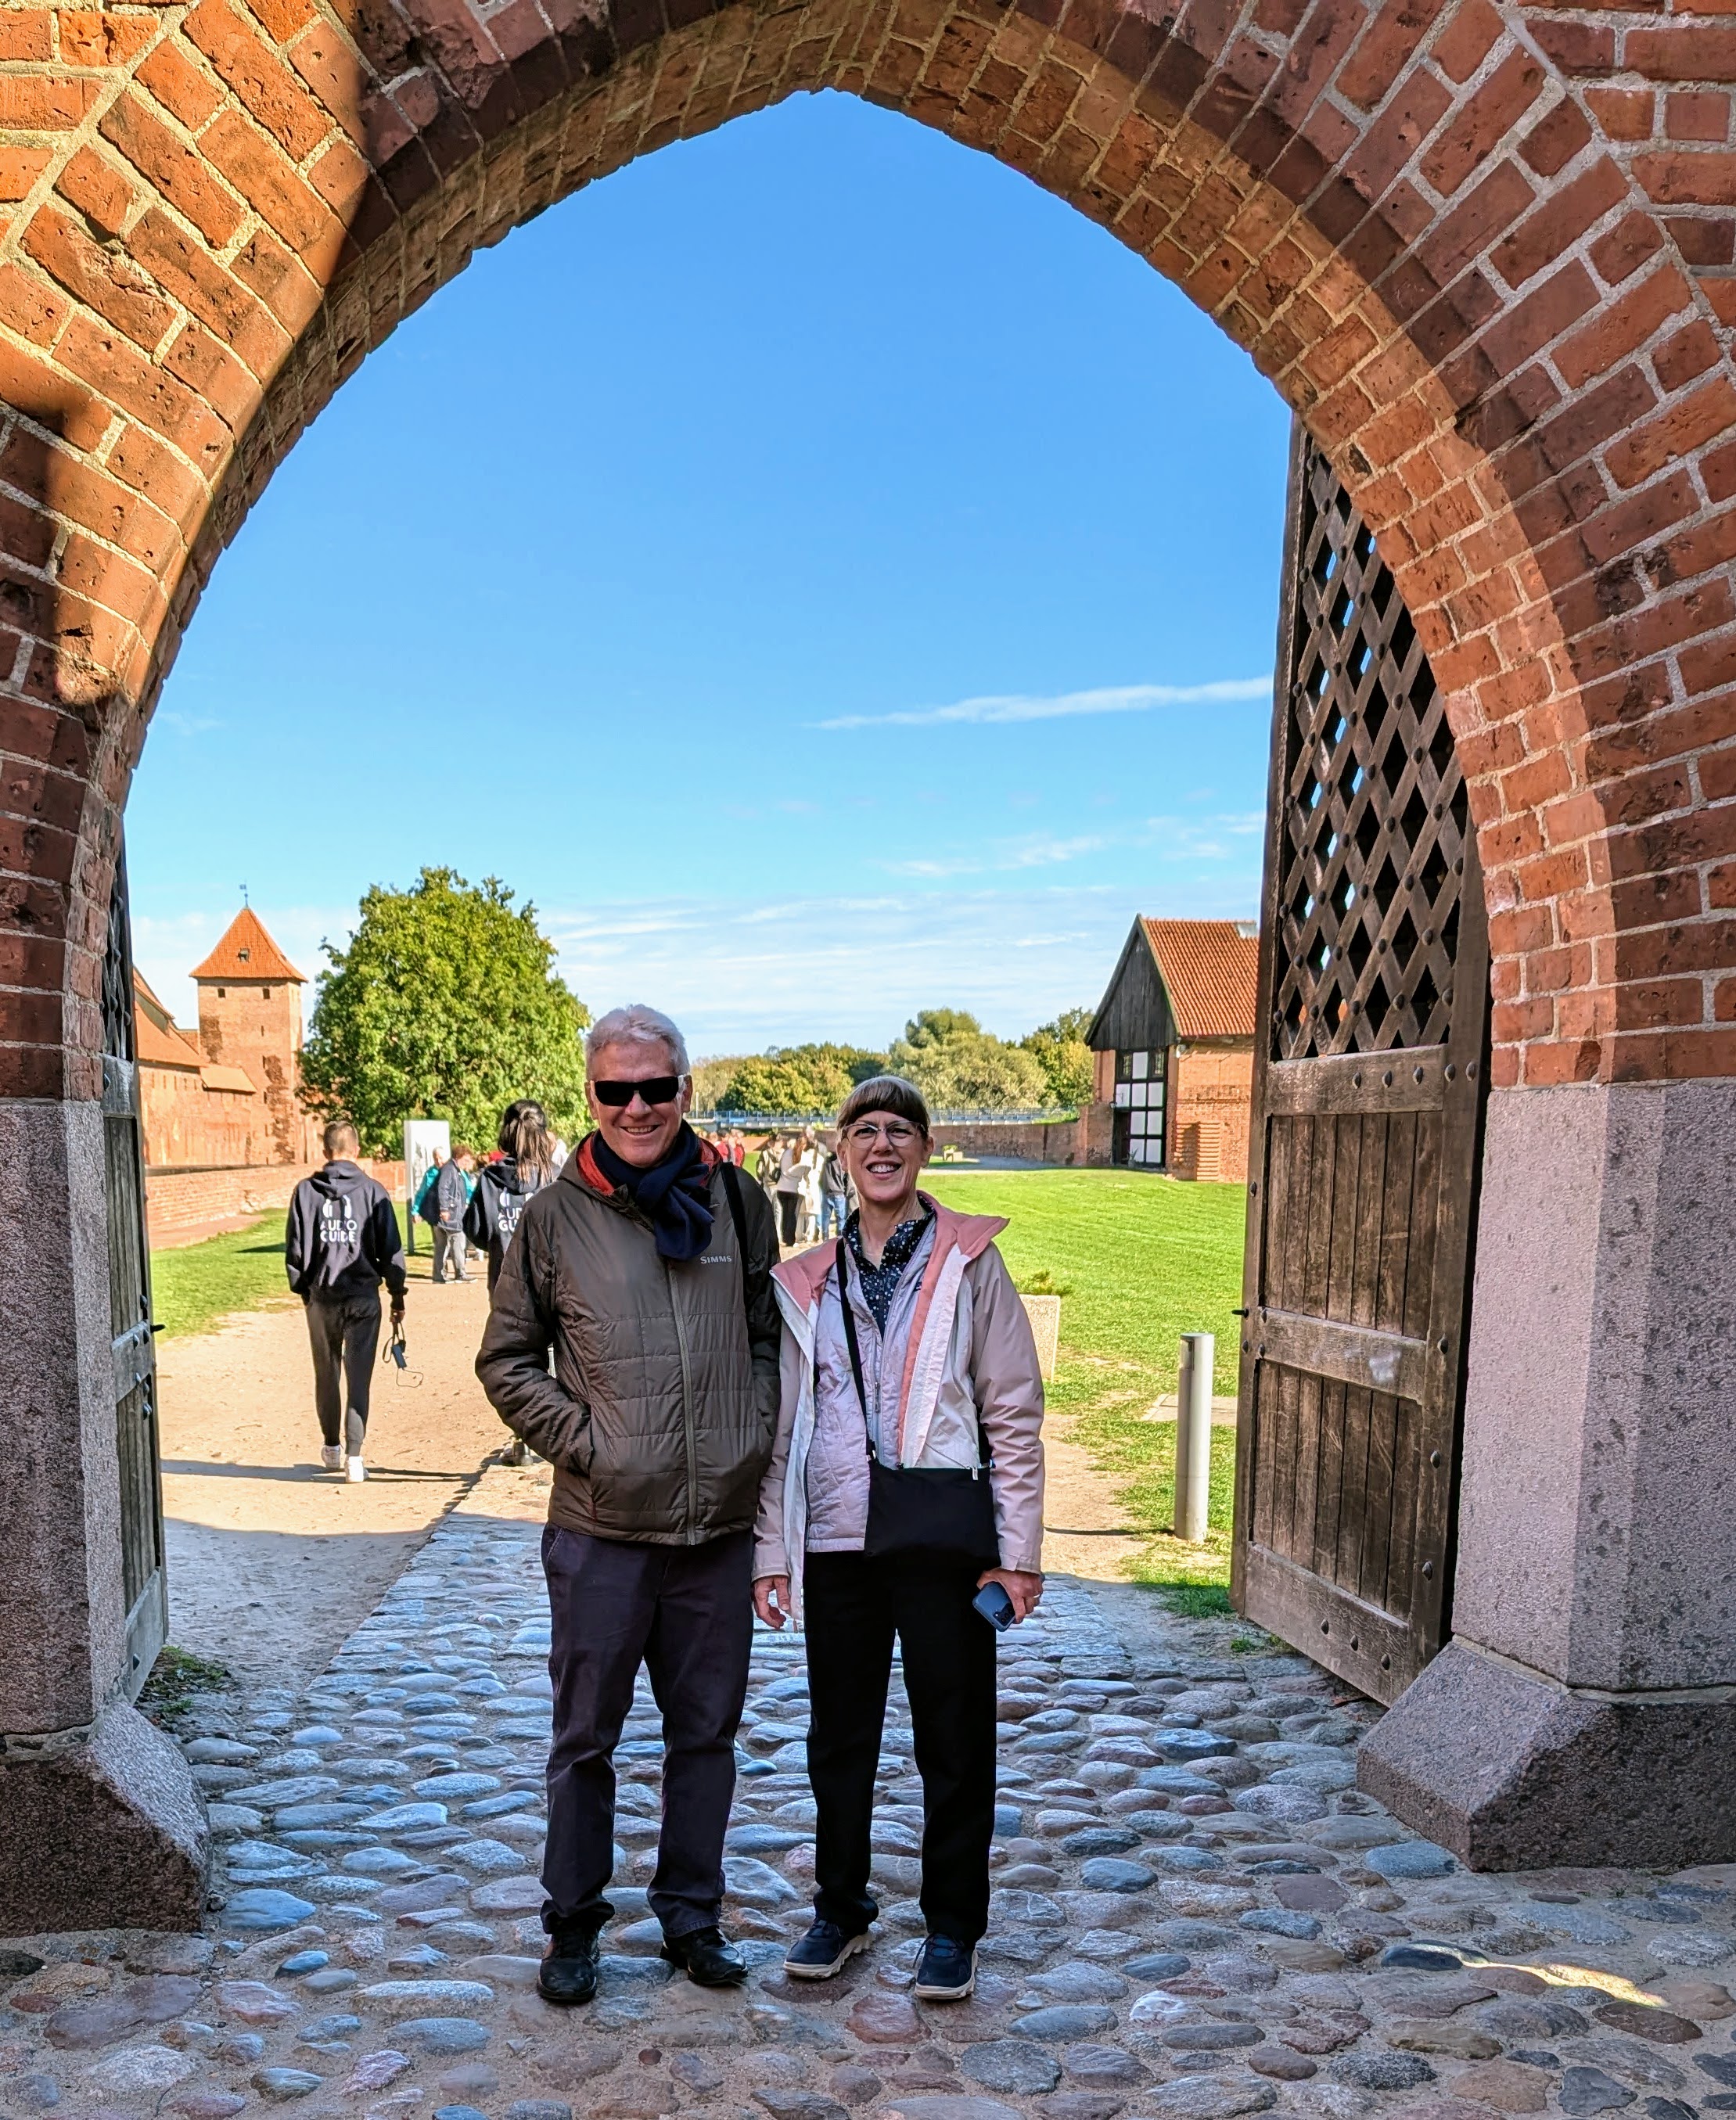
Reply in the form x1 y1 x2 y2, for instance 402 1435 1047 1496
785 1919 870 1979
913 1934 976 2000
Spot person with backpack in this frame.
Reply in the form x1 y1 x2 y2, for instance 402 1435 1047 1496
422 1143 475 1283
475 1004 780 2010
752 1073 1045 2001
286 1119 408 1482
465 1099 559 1292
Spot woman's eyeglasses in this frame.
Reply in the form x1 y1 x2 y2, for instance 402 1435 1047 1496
844 1121 920 1148
592 1076 682 1108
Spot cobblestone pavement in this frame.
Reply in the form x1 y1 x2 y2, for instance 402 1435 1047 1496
5 1462 1734 2120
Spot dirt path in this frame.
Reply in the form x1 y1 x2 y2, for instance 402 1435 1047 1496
156 1233 1149 1692
156 1241 506 1695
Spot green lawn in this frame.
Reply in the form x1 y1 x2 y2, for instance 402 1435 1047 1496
924 1166 1247 1608
150 1215 293 1338
149 1202 415 1338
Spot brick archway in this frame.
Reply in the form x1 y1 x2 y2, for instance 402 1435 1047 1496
2 0 1734 1924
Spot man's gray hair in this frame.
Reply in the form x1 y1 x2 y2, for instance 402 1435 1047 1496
586 1004 691 1077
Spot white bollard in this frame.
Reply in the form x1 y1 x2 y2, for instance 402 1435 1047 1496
1174 1331 1215 1543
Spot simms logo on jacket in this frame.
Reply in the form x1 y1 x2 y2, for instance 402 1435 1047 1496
699 1254 734 1266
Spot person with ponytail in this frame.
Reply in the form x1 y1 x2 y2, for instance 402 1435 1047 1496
465 1098 558 1292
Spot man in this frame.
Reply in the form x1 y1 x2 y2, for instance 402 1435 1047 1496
286 1120 406 1482
428 1145 473 1284
817 1132 849 1241
476 1004 780 2007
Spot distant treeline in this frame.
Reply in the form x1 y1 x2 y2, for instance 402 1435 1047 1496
695 1008 1094 1120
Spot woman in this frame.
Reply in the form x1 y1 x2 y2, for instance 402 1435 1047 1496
468 1100 561 1466
753 1075 1044 2002
465 1098 559 1290
775 1130 813 1249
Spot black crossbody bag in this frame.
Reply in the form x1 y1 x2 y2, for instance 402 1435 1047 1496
836 1238 1000 1565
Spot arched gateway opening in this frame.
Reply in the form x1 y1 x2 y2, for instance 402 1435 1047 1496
2 0 1734 1930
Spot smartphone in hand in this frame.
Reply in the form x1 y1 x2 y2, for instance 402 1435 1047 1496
972 1581 1015 1631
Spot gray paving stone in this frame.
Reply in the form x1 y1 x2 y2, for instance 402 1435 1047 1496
960 2040 1063 2093
1364 1842 1457 1881
251 2068 326 2100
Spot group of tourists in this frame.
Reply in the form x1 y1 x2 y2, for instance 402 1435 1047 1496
760 1126 850 1246
410 1143 478 1283
284 1002 1046 2008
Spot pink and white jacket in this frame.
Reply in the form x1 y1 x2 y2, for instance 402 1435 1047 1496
753 1198 1046 1623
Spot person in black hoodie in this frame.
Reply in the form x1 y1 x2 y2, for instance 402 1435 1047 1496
286 1119 407 1482
466 1099 559 1469
465 1099 558 1292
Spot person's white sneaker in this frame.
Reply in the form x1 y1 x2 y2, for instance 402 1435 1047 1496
319 1445 343 1473
346 1455 367 1482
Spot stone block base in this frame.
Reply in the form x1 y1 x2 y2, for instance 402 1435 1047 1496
0 1701 207 1934
1358 1637 1736 1871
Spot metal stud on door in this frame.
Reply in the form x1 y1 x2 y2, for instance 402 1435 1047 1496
1231 430 1491 1707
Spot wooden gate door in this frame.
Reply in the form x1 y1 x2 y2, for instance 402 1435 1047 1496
1230 431 1490 1707
102 843 168 1700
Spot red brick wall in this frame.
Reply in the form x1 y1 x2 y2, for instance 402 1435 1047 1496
929 1116 1098 1164
138 1057 263 1166
146 1154 404 1245
1168 1039 1256 1184
1 0 1735 1099
196 975 317 1162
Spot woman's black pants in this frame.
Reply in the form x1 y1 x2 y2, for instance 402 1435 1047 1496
778 1191 801 1245
803 1549 997 1947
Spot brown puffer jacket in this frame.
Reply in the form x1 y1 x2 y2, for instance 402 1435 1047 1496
475 1144 781 1544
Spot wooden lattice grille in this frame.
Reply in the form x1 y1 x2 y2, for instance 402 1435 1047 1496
102 847 135 1065
1273 447 1473 1062
1234 426 1491 1707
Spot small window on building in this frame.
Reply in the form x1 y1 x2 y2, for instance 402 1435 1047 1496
238 947 250 963
217 986 225 999
263 987 271 1000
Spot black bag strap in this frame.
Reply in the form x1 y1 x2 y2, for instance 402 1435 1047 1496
717 1159 755 1340
834 1238 878 1465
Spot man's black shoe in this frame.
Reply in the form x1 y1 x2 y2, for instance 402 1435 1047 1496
912 1933 976 2000
661 1925 748 1986
538 1919 602 2005
785 1917 869 1980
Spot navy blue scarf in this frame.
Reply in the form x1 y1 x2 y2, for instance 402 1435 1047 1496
588 1122 714 1262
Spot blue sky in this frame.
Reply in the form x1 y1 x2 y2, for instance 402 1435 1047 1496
128 89 1290 1058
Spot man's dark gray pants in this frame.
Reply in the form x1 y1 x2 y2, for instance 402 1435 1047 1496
305 1292 381 1454
541 1525 753 1942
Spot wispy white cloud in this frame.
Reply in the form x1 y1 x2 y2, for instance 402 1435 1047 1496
813 677 1272 732
154 710 224 737
879 833 1111 879
540 882 1259 1055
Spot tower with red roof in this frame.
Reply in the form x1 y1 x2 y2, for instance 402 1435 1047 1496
190 908 312 1164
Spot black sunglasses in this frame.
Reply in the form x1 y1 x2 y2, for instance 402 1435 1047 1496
592 1076 682 1108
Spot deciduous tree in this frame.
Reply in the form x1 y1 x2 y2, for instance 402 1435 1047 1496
1020 1006 1096 1111
718 1044 886 1117
300 868 591 1155
887 1009 1048 1113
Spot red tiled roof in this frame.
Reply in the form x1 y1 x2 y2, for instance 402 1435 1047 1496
132 970 203 1070
190 907 305 983
199 1064 258 1094
1141 918 1260 1040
